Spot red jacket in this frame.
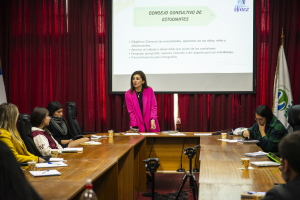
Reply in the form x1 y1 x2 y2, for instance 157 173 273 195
125 87 160 132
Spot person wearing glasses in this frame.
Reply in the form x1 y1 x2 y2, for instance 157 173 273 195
242 105 288 152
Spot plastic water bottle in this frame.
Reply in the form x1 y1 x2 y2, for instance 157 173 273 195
80 179 98 200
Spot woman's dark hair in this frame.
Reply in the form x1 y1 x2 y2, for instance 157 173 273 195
254 105 273 124
31 107 48 127
130 71 149 94
0 140 42 200
46 101 63 116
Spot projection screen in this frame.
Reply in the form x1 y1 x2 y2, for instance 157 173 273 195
109 0 256 94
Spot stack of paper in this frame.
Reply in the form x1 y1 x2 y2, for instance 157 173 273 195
194 133 212 136
62 147 83 153
36 162 68 168
245 151 268 157
91 135 102 140
83 141 102 145
30 170 61 177
169 133 186 136
140 133 158 135
251 161 280 167
237 139 260 143
49 158 66 162
122 133 140 135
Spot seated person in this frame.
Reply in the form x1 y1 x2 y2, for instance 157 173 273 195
46 101 89 148
242 105 288 152
0 103 45 163
263 131 300 200
0 140 42 200
31 107 64 156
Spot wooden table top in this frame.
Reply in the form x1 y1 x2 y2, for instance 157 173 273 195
108 132 213 137
26 135 145 200
198 135 285 200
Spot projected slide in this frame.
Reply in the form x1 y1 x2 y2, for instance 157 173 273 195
111 0 255 93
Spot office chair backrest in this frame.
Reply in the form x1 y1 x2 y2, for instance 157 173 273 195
17 114 42 157
288 105 300 132
66 102 83 136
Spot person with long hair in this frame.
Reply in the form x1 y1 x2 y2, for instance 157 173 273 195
0 103 45 163
0 140 42 200
46 101 89 148
31 107 64 156
242 105 288 152
125 71 160 132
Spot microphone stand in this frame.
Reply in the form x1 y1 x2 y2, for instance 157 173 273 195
177 138 186 172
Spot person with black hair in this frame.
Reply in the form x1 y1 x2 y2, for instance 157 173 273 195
46 101 89 148
31 107 64 156
262 131 300 200
242 105 288 152
125 71 160 132
0 139 42 200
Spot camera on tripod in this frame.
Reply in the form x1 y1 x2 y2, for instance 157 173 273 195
143 158 160 172
184 147 197 158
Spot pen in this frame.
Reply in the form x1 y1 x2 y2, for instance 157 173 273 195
48 162 52 164
42 170 49 174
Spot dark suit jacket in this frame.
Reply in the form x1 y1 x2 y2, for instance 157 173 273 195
263 175 300 200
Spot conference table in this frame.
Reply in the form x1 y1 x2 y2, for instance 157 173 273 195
25 133 285 200
198 135 285 200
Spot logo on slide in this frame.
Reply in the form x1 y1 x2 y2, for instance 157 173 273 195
278 89 288 111
234 0 249 12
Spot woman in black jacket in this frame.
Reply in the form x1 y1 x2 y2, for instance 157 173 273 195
46 101 89 148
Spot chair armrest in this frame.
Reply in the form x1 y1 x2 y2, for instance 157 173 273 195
19 162 28 166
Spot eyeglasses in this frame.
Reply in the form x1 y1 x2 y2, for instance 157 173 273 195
254 118 265 122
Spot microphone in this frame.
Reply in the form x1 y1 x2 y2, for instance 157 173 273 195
177 138 186 172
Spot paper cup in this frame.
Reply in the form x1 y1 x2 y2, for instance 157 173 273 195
241 158 250 169
51 149 59 158
28 161 36 171
253 193 265 200
108 130 114 138
221 133 227 140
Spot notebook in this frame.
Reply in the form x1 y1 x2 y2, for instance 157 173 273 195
245 151 268 157
62 147 83 153
251 161 280 167
30 170 61 177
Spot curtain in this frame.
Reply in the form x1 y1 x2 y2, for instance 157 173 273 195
179 0 300 132
1 0 68 110
0 0 174 133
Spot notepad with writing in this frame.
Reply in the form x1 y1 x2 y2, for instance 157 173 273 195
62 147 83 153
30 170 61 177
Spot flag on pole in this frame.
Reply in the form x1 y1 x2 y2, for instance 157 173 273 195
0 59 7 105
272 45 293 128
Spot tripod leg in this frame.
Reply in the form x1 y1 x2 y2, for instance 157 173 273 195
151 172 155 200
175 175 188 200
192 175 198 199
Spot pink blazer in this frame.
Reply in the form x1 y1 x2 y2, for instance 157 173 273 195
125 87 160 132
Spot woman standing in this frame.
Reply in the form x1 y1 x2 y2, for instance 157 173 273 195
125 71 160 132
0 103 45 163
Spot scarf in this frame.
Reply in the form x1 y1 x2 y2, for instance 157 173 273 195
50 117 68 136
